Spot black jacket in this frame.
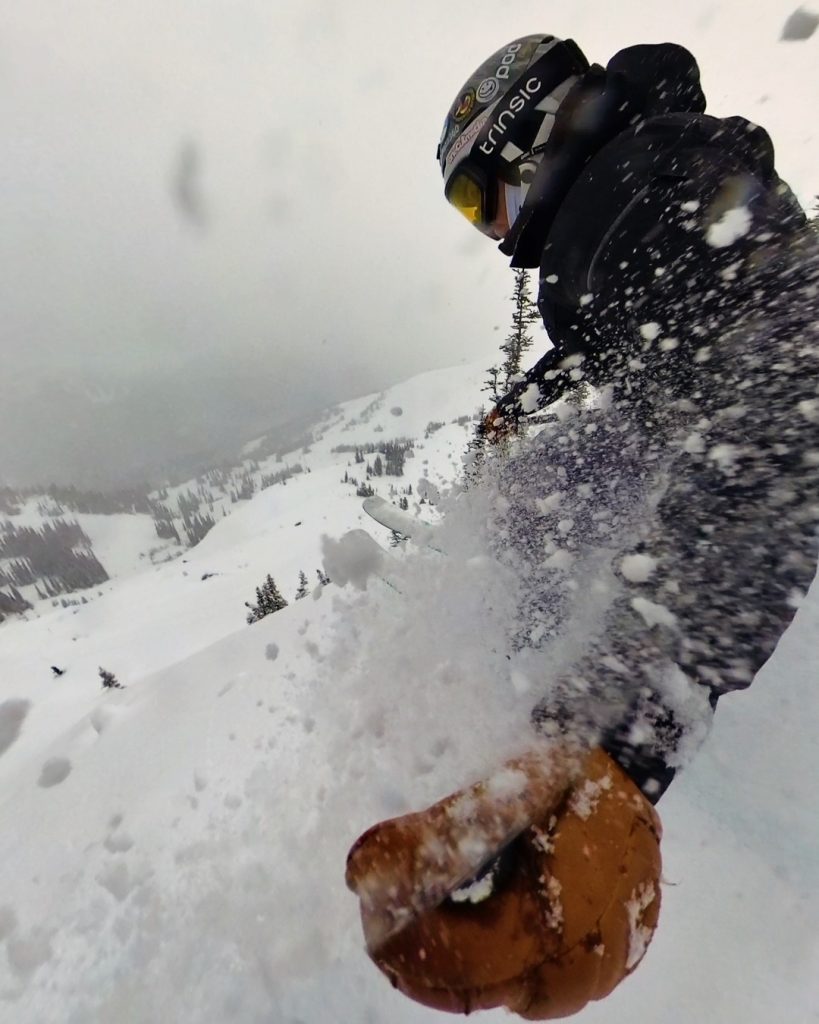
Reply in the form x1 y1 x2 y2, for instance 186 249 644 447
494 44 807 421
485 44 818 800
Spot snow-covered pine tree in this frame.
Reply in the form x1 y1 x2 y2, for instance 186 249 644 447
295 571 309 600
500 267 540 390
245 573 288 623
99 666 123 689
316 568 331 586
482 365 503 404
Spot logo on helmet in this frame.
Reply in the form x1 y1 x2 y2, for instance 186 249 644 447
475 42 523 106
453 89 475 122
493 41 523 80
476 77 499 104
444 110 490 175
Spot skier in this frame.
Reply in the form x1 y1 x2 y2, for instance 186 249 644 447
347 35 819 1018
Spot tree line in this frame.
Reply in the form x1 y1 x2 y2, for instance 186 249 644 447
0 519 108 621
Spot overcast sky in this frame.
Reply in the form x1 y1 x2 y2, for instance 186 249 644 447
1 0 817 486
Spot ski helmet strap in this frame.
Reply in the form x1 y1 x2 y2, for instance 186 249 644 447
467 39 589 186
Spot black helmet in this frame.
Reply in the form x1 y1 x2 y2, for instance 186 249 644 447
437 36 589 238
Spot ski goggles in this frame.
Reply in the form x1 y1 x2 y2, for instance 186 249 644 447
444 164 502 238
445 167 527 241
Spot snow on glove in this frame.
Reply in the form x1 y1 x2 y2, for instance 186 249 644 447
481 404 516 442
346 746 662 1020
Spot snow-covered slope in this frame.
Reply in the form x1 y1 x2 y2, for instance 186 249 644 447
0 357 817 1023
1 360 489 618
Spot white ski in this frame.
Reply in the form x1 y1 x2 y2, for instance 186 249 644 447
362 496 441 550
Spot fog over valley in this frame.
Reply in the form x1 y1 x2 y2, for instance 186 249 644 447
0 352 389 489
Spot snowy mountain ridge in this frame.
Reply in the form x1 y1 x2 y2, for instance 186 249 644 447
0 359 488 620
0 356 817 1023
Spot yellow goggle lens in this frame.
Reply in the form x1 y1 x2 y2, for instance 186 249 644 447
448 173 483 225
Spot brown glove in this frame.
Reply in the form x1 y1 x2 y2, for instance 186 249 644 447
346 746 662 1020
481 404 517 443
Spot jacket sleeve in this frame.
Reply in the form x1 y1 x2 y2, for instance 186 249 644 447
532 226 819 803
487 347 578 430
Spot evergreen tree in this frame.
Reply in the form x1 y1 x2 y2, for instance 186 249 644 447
99 666 123 689
316 568 331 586
295 570 309 600
500 268 540 390
481 365 503 404
245 573 288 623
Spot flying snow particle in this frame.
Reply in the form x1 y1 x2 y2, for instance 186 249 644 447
320 530 385 590
708 443 742 472
706 206 752 248
639 323 661 342
797 399 819 422
535 491 564 515
620 554 658 583
519 383 541 414
631 597 676 629
544 549 574 571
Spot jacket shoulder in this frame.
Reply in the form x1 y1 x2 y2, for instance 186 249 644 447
538 113 779 318
606 43 706 116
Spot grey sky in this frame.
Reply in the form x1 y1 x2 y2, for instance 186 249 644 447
1 0 816 486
